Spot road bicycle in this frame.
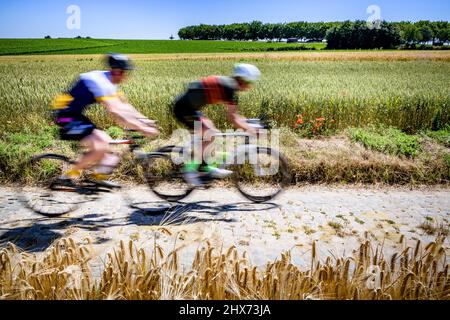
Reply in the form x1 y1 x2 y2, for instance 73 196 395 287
147 119 290 203
20 119 290 217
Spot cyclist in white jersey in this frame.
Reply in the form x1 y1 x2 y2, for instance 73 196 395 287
51 53 159 188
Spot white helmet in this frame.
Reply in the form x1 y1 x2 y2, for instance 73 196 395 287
233 63 261 82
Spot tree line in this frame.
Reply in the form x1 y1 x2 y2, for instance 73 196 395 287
178 21 337 42
178 20 449 49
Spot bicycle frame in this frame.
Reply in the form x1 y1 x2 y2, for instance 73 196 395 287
175 127 270 169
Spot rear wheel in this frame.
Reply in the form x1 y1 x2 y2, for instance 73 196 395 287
19 154 96 216
141 152 193 202
232 147 290 203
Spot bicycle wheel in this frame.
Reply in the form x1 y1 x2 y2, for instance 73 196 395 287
232 147 290 203
141 152 194 202
20 154 93 216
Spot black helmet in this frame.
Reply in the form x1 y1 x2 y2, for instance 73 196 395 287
106 53 134 71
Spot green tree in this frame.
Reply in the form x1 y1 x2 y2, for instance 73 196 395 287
326 20 400 49
248 21 263 40
419 26 433 43
401 23 422 43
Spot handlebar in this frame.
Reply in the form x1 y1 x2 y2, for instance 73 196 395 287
123 129 145 141
246 118 270 130
122 118 269 140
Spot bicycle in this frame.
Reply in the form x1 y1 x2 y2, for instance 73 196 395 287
20 119 290 217
144 118 291 203
19 129 153 217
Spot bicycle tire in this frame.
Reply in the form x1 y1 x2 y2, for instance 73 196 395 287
141 151 194 202
232 147 291 203
19 154 92 216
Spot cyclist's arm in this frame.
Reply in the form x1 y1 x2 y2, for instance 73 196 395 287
100 98 159 137
226 103 257 136
117 91 128 104
123 104 157 126
117 92 156 125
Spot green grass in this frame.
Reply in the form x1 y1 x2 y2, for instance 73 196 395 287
106 126 126 139
0 39 117 55
444 154 450 168
0 126 70 182
423 125 450 147
0 39 325 55
347 126 422 157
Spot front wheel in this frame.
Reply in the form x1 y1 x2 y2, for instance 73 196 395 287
19 154 92 216
231 147 290 203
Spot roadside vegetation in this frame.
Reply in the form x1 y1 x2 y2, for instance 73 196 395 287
423 124 450 147
347 126 421 158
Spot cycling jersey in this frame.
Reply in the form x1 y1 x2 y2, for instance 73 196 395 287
183 76 239 110
51 70 119 141
52 70 119 114
173 76 240 129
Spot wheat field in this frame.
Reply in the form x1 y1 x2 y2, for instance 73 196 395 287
1 52 449 135
0 235 448 300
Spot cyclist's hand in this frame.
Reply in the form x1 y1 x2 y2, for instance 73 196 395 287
142 126 159 138
246 121 263 137
139 118 158 127
246 127 258 137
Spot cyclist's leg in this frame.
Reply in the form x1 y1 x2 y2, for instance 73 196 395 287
176 109 219 168
174 97 232 182
174 97 200 161
71 129 112 173
199 115 219 164
73 130 121 188
173 99 203 185
56 114 98 178
198 116 232 178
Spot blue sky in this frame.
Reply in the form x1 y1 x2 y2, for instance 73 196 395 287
0 0 449 39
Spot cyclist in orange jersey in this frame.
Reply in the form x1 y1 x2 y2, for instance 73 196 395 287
173 63 261 186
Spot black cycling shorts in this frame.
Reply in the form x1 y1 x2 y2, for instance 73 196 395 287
173 95 204 130
55 113 96 141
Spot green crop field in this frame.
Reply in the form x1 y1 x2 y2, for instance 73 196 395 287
0 39 325 55
0 52 449 184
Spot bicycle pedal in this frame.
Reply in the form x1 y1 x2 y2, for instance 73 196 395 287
84 179 121 190
51 178 78 190
76 188 98 195
199 176 214 184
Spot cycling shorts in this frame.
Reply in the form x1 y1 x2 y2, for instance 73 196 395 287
173 95 204 130
55 113 96 141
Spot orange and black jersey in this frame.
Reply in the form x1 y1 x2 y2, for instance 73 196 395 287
182 76 239 110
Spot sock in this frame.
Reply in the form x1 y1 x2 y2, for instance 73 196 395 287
95 165 114 175
184 160 201 173
92 173 110 181
199 160 214 172
63 169 81 179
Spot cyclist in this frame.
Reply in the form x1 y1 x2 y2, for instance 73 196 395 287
173 63 261 186
51 53 159 188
